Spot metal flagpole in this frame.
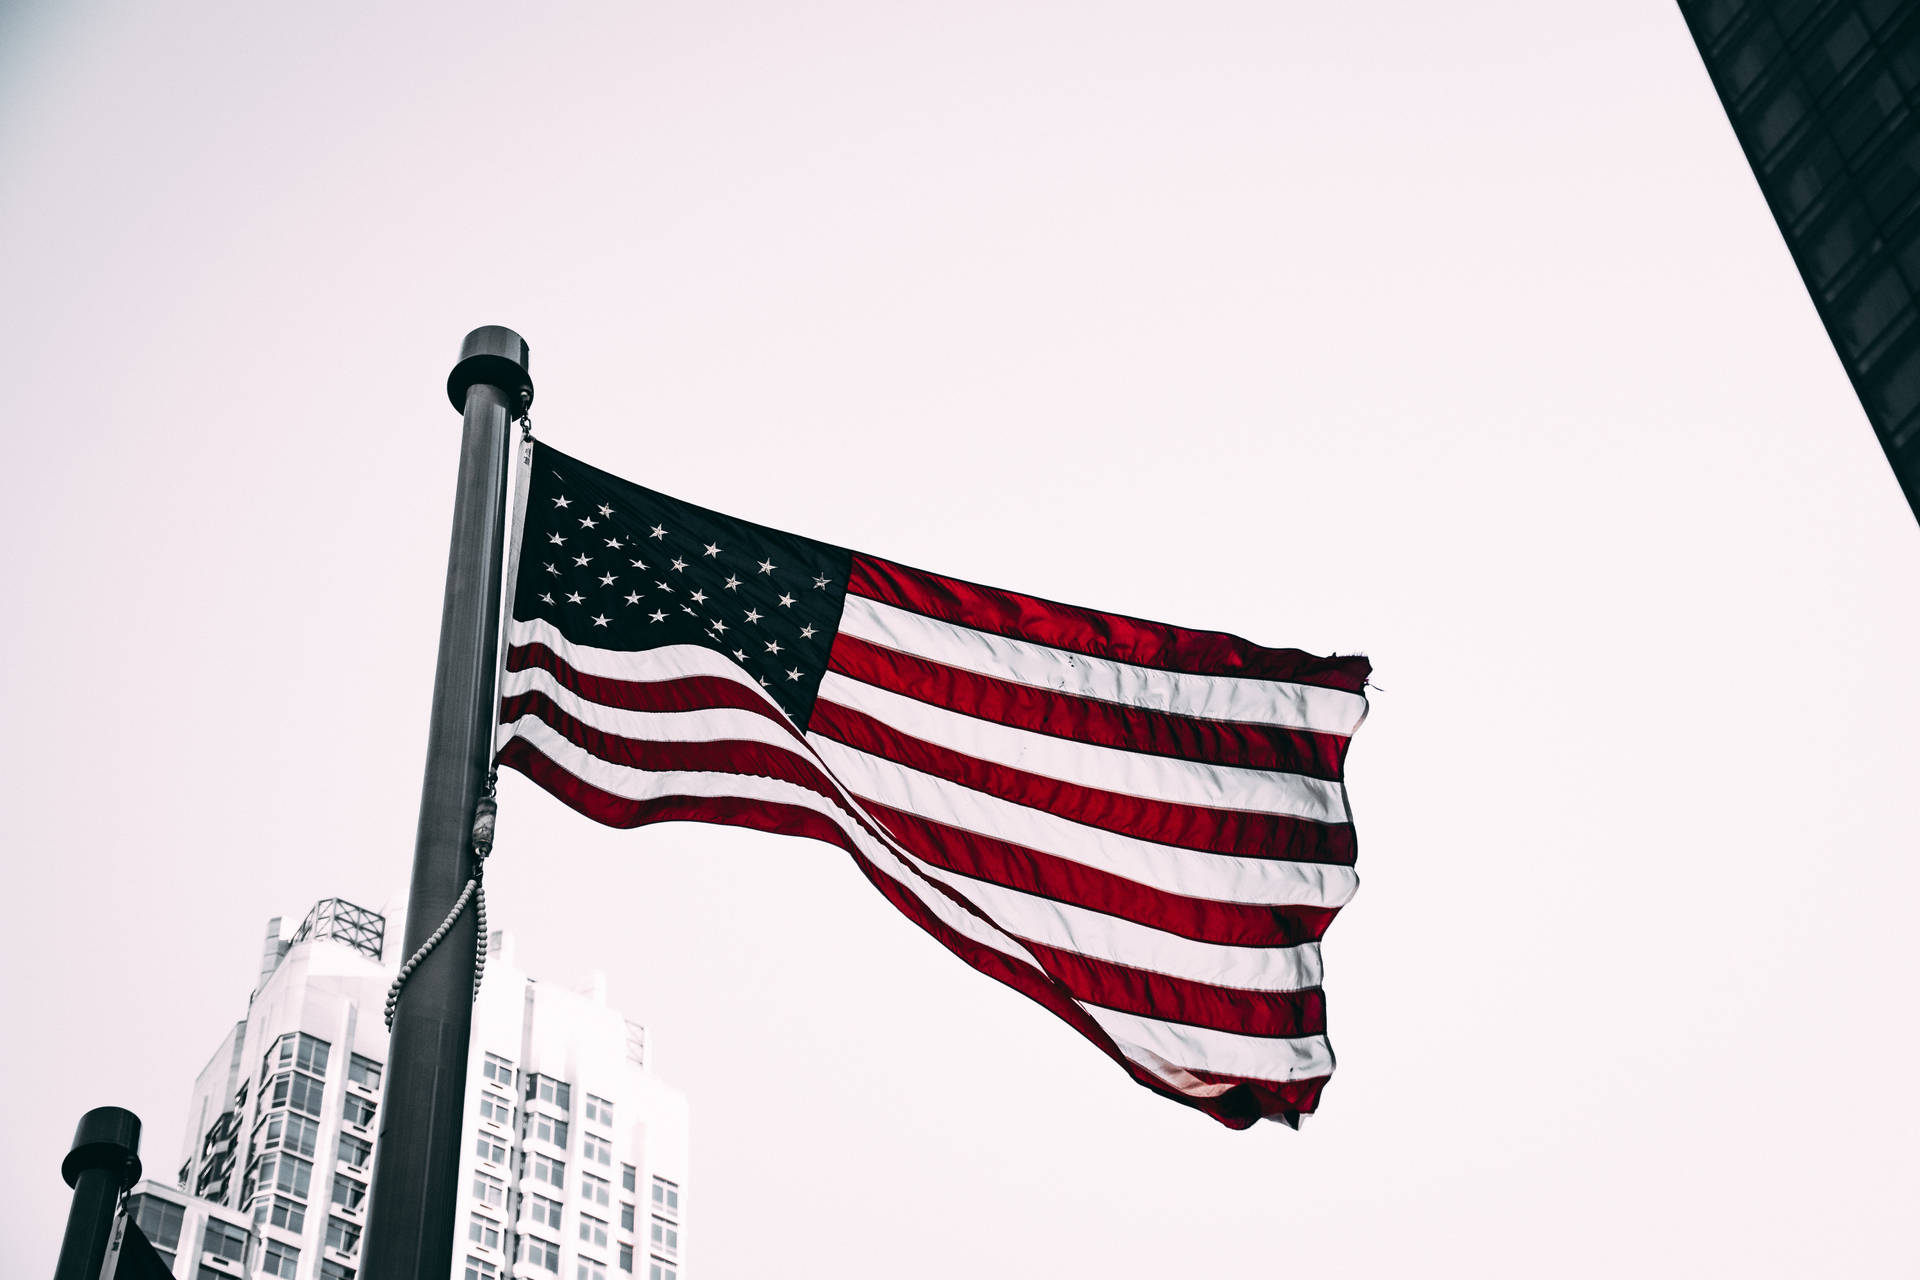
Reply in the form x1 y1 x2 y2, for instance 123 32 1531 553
361 326 531 1280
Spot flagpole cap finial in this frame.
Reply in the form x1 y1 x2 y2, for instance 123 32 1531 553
448 325 534 413
62 1106 142 1190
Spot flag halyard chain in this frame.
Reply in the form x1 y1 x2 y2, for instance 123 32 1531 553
384 770 497 1029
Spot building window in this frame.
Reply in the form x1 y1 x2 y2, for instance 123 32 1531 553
266 1032 332 1079
578 1263 608 1280
126 1195 184 1267
649 1218 678 1258
261 1239 300 1279
528 1152 566 1188
478 1091 513 1126
197 1267 228 1280
647 1261 676 1280
348 1054 382 1092
529 1112 570 1148
584 1094 614 1126
465 1257 499 1280
528 1194 564 1232
582 1172 611 1207
468 1213 503 1252
470 1171 505 1210
265 1070 327 1119
620 1203 634 1233
519 1236 561 1273
528 1074 572 1111
342 1094 377 1129
257 1152 313 1200
649 1178 679 1218
619 1244 633 1273
202 1219 248 1264
474 1134 508 1165
620 1165 636 1193
258 1111 320 1158
482 1052 515 1088
583 1134 613 1166
326 1215 363 1254
320 1262 356 1280
337 1133 373 1170
580 1213 609 1249
333 1174 368 1213
259 1194 306 1234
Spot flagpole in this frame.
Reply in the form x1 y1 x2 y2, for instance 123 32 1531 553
361 326 531 1280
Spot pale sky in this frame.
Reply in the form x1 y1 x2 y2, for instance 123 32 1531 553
4 3 1918 1276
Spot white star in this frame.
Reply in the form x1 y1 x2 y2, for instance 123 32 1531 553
547 532 566 545
655 581 672 593
743 608 761 624
650 524 667 540
710 618 727 633
758 676 769 687
786 668 802 682
553 495 571 508
591 614 610 627
681 604 696 616
573 554 591 567
544 563 560 575
723 575 741 591
670 558 687 572
539 592 555 605
605 537 623 549
764 640 782 654
703 543 721 558
814 574 830 589
777 593 795 607
649 610 666 623
566 591 585 604
799 624 817 639
579 516 597 529
690 589 708 604
625 591 642 605
630 558 649 570
757 558 776 575
733 649 748 662
598 503 614 517
599 573 617 587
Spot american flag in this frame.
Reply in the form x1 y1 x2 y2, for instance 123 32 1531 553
497 442 1369 1128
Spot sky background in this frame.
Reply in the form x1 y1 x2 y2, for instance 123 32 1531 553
4 2 1918 1276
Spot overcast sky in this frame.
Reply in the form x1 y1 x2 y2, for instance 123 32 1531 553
4 2 1917 1276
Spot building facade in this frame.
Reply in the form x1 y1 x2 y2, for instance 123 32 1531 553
1678 1 1920 522
131 897 689 1280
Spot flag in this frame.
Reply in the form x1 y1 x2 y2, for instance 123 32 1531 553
497 442 1369 1128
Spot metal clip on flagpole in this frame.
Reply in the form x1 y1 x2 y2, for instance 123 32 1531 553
361 327 530 1280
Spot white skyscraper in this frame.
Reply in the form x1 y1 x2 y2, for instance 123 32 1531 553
126 896 690 1280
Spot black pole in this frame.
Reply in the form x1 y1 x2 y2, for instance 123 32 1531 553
361 327 530 1280
54 1106 141 1280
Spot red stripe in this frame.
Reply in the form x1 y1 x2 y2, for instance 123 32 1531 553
808 699 1357 865
857 799 1338 947
848 553 1370 693
1016 939 1326 1039
496 737 1320 1126
828 633 1350 779
506 643 800 739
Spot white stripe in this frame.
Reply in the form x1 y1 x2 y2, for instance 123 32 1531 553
839 594 1368 736
500 714 1035 967
1085 1005 1334 1084
807 736 1357 908
499 706 1320 997
501 664 802 753
508 616 776 693
817 671 1348 822
910 863 1323 992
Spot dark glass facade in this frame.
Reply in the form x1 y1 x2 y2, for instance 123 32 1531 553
1679 1 1920 521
